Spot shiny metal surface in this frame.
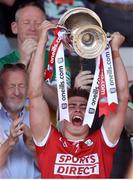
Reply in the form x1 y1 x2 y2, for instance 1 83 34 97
58 7 107 59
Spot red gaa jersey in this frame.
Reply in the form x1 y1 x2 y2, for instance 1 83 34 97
35 126 117 178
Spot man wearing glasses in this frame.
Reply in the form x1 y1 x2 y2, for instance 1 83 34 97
0 63 40 178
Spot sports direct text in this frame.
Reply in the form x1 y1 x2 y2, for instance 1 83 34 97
54 153 99 176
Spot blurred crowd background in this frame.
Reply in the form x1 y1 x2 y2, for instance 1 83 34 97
1 0 133 85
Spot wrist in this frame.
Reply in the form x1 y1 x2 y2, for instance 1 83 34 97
8 135 17 148
112 50 120 59
7 139 15 149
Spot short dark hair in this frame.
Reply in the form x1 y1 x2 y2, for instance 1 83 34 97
0 63 27 85
68 88 89 100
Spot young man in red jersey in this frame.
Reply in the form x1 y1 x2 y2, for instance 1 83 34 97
28 20 129 178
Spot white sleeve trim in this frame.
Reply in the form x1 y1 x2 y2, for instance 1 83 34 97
33 126 51 147
101 125 119 148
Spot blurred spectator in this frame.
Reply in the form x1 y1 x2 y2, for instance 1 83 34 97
94 0 133 47
2 0 38 37
0 63 40 178
0 0 16 58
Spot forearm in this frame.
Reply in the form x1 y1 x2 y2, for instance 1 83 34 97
103 33 129 143
43 82 58 111
112 50 129 102
0 138 15 167
28 21 55 99
103 51 129 142
107 50 129 138
28 38 45 99
28 21 53 142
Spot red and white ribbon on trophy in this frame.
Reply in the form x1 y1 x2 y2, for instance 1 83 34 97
99 42 118 117
45 27 70 122
83 39 118 127
46 28 118 127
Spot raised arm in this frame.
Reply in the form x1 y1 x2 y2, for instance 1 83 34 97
43 82 58 111
19 39 58 111
103 32 129 144
28 21 55 143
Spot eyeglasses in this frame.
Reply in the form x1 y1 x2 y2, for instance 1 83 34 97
2 63 27 73
3 63 26 70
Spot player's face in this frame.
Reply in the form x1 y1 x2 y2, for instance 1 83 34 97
64 96 89 140
12 6 46 43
